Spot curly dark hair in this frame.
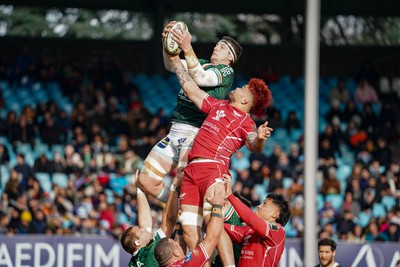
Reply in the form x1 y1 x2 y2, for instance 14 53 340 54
248 78 272 114
266 193 290 226
318 238 337 251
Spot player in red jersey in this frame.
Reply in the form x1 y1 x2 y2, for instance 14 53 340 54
223 173 290 267
165 50 273 263
154 183 226 267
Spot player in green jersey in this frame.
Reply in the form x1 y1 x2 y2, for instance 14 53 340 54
137 21 242 205
120 170 183 267
211 191 252 267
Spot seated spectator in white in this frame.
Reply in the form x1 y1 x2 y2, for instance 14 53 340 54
354 78 379 105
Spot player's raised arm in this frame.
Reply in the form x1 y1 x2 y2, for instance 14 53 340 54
160 169 183 237
168 55 208 109
135 170 152 231
162 21 188 73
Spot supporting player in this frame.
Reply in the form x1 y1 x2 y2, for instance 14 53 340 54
165 49 274 266
120 170 183 267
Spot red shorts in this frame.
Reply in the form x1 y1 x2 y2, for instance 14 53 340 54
180 161 229 207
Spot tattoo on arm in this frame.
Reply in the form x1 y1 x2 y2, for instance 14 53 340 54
175 63 194 86
246 132 257 143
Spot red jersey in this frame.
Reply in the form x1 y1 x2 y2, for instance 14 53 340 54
188 96 255 166
168 243 209 267
224 195 286 267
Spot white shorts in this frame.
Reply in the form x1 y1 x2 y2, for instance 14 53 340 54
151 122 200 163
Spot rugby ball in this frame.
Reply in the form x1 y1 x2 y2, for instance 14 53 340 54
164 21 188 55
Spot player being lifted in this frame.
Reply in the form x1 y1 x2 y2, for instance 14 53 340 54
137 21 242 205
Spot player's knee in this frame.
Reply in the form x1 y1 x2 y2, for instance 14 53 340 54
137 171 161 192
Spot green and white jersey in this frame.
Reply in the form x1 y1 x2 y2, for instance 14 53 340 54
128 228 166 267
171 59 234 128
212 205 243 267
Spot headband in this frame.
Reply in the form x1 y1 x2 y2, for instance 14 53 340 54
220 40 237 63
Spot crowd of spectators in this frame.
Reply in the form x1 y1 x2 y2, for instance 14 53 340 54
0 47 399 243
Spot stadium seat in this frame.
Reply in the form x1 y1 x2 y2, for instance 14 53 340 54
357 211 371 228
372 203 387 218
0 166 10 189
284 221 298 238
317 194 324 211
381 196 396 212
283 177 293 189
289 128 303 142
254 184 267 201
35 172 52 193
336 164 351 181
109 175 129 196
325 194 343 211
52 172 69 188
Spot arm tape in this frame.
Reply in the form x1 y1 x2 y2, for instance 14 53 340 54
211 213 223 218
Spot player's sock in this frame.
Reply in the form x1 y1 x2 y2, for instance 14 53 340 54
156 185 170 203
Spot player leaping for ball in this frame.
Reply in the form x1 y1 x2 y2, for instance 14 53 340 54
137 21 242 203
164 46 274 266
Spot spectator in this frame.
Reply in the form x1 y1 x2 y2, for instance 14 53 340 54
341 101 361 124
330 78 350 105
285 110 301 133
14 154 34 190
0 144 10 165
338 192 361 220
354 78 379 105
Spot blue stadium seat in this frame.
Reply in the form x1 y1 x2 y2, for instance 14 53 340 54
289 128 303 142
357 211 371 228
0 166 10 189
336 164 351 181
16 143 32 155
381 196 396 211
35 172 52 193
325 194 343 211
283 177 293 189
317 194 324 211
372 203 387 218
254 184 267 201
284 221 298 238
52 172 69 188
109 175 129 196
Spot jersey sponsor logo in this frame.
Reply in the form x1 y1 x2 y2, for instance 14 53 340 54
202 121 220 133
179 193 187 200
157 137 170 149
212 110 226 121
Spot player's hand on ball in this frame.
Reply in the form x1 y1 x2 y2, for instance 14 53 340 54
163 21 188 55
170 27 192 52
